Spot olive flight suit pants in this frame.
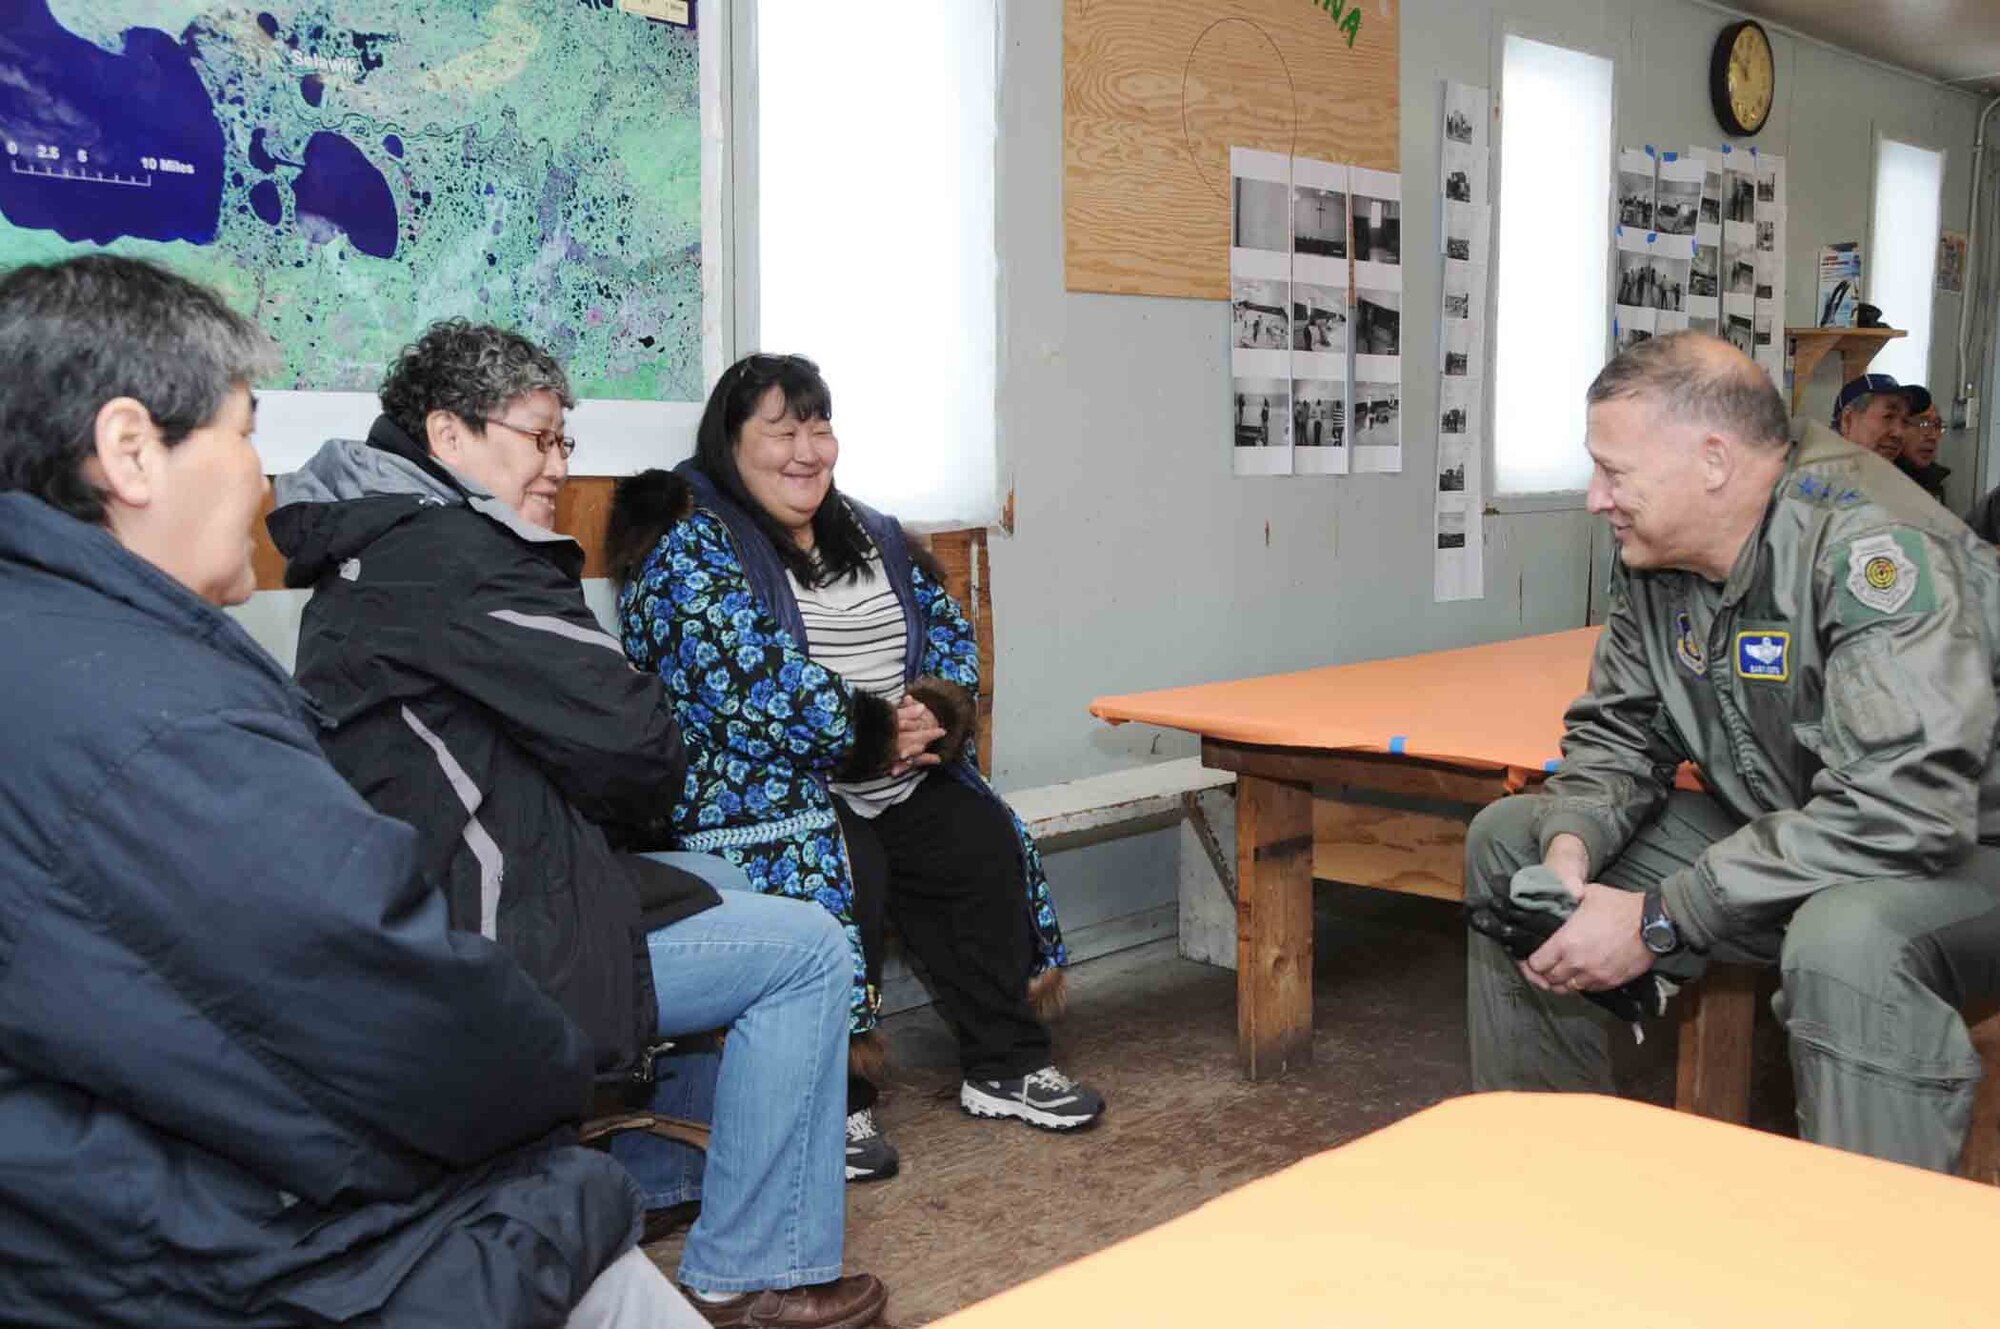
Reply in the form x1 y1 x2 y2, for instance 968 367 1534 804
1466 790 2000 1172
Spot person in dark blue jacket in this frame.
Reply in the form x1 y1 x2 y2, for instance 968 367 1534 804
607 354 1104 1185
270 322 888 1329
0 255 703 1328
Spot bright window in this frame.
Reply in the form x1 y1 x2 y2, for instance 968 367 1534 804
1492 35 1614 496
755 1 997 525
1868 137 1944 387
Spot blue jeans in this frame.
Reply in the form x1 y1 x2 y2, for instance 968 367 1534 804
608 853 850 1294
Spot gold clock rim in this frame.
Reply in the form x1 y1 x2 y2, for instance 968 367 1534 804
1727 22 1774 130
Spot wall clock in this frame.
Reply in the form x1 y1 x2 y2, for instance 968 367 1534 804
1711 19 1775 137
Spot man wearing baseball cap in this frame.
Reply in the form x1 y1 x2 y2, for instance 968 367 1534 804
1833 372 1931 462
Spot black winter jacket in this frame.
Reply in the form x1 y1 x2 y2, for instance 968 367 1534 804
0 492 639 1327
268 418 717 1073
1895 454 1951 504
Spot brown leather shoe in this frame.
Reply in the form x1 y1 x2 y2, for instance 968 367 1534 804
679 1273 886 1329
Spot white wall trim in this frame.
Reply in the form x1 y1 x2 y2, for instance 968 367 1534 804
256 391 700 476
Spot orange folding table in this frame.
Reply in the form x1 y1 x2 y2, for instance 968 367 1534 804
930 1093 2000 1328
1089 629 1757 1117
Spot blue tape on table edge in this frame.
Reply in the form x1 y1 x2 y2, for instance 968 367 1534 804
1544 759 1561 772
1388 735 1407 755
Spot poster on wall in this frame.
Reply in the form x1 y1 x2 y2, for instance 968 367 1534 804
1442 141 1487 210
1350 165 1402 473
1291 155 1350 476
1438 377 1477 451
1349 378 1402 473
1291 377 1348 476
1443 79 1489 152
1755 151 1787 211
1613 225 1693 351
1230 146 1294 475
1816 242 1862 327
1616 148 1656 229
1654 154 1704 237
1615 302 1657 353
1685 146 1723 331
1442 200 1490 265
1750 150 1787 387
1721 145 1757 225
1434 492 1474 595
1720 144 1756 349
1689 231 1721 328
1689 147 1723 228
1441 317 1482 378
0 1 705 470
1722 300 1756 355
1435 80 1487 602
1939 230 1969 294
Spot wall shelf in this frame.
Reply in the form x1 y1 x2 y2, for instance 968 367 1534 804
1783 326 1905 415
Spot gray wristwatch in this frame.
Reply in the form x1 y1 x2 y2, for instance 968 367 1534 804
1640 890 1681 956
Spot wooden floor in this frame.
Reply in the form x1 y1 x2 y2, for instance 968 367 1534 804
641 885 1797 1327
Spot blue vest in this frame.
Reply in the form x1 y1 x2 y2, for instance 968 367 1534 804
674 462 924 685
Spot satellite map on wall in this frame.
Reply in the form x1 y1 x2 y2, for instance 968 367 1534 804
0 1 702 401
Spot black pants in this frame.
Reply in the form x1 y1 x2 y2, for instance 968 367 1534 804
839 773 1051 1109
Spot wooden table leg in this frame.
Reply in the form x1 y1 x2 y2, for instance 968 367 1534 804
1956 1007 2000 1183
1236 773 1315 1080
1675 962 1757 1124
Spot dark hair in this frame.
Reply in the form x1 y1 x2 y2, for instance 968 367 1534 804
605 468 693 587
379 318 575 446
1586 330 1790 449
0 255 277 524
693 353 873 586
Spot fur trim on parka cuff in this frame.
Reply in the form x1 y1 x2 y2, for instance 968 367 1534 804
834 688 900 781
849 1030 892 1084
907 675 978 766
1027 966 1068 1021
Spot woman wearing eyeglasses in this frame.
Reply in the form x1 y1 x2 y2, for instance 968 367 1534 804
1894 401 1950 504
607 353 1105 1185
271 326 904 1327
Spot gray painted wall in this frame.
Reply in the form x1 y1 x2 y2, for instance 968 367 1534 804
229 0 1994 951
984 0 1989 795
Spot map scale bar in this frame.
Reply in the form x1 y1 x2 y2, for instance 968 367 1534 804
8 160 153 188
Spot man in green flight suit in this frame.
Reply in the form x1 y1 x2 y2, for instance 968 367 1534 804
1466 331 2000 1172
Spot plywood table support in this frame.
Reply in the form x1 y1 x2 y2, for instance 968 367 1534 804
1206 740 1516 1081
1232 772 1315 1080
1784 326 1905 416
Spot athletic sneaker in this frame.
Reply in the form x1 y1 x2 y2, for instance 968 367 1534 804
960 1066 1105 1131
845 1107 899 1182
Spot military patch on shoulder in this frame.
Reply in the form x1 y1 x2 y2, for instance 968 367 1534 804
1839 530 1933 618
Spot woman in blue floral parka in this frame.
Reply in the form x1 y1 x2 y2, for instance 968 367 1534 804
607 354 1104 1183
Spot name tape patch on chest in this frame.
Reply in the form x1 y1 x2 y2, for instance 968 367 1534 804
1734 629 1791 681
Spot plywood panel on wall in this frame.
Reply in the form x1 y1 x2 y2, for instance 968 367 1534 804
1064 0 1400 299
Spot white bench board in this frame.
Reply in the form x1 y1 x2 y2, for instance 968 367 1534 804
879 759 1240 1014
1010 757 1235 843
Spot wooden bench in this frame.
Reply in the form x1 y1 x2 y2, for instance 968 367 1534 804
877 757 1240 1013
1009 757 1239 969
